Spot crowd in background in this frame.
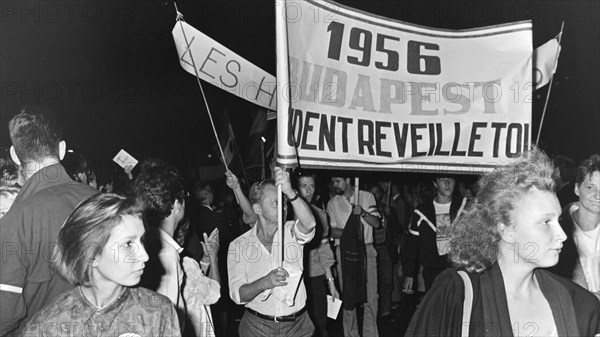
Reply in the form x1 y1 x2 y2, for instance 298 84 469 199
0 106 598 337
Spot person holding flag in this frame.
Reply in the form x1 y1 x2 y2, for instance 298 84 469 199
227 167 316 336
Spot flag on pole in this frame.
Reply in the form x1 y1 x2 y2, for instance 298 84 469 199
266 110 277 121
534 34 561 90
244 109 269 182
219 109 236 167
535 23 564 146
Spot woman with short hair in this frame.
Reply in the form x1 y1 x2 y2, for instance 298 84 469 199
406 149 600 336
23 193 181 337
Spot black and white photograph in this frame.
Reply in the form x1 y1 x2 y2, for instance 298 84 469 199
1 1 598 336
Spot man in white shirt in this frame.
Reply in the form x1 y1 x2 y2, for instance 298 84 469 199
228 167 316 336
135 163 220 335
326 176 381 337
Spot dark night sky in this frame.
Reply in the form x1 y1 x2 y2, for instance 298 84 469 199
1 0 599 176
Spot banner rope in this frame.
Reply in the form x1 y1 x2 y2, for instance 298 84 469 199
535 22 564 146
174 2 230 173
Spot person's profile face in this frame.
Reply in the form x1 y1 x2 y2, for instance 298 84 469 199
298 177 315 202
575 171 600 215
92 215 149 288
507 189 566 268
331 177 347 195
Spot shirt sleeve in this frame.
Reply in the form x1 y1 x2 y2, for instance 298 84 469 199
408 209 421 236
157 246 183 312
403 209 422 278
293 220 315 245
181 257 221 306
364 192 381 218
0 211 28 336
326 200 340 229
227 239 247 305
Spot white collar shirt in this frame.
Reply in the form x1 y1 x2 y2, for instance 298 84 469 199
157 229 184 310
227 220 314 316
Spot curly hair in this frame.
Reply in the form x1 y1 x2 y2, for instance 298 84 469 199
53 193 143 286
133 163 185 225
449 148 556 273
0 158 20 186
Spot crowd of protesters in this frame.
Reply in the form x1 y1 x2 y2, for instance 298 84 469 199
0 106 598 337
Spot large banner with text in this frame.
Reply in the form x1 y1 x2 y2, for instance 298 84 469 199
281 0 532 173
173 21 277 111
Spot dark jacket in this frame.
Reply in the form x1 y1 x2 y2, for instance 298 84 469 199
340 214 367 310
0 164 97 335
189 204 233 310
406 265 600 336
404 197 467 278
555 203 581 281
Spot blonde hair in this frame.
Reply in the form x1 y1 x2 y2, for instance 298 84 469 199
449 148 555 273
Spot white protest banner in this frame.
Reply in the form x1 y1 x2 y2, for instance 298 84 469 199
172 21 277 111
279 0 533 173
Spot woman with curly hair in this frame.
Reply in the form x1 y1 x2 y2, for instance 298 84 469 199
406 149 600 336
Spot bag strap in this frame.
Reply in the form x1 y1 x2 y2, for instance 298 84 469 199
457 270 473 337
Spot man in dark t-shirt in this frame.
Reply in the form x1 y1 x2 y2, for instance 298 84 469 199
0 106 97 335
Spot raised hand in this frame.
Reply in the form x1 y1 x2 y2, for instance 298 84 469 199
274 167 294 197
225 171 239 190
201 228 219 262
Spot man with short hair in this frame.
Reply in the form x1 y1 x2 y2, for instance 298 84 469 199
228 167 316 337
296 173 338 337
135 163 220 336
402 176 467 293
189 181 234 337
0 106 97 335
368 183 399 319
379 181 409 233
191 182 230 254
326 176 381 337
555 154 600 300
